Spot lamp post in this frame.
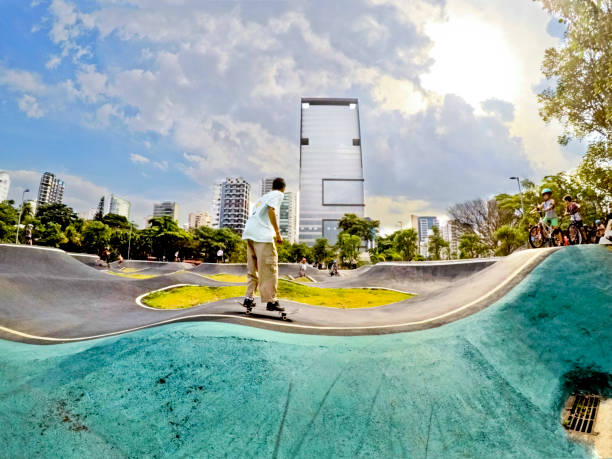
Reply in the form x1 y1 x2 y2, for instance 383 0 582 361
397 221 403 230
15 189 30 244
509 177 525 216
127 221 135 260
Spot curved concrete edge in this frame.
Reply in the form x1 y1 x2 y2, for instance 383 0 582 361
0 248 556 345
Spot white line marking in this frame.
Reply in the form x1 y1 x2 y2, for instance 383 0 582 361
0 250 548 342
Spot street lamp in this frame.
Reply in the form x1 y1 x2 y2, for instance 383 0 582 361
15 189 30 244
509 177 525 216
397 221 404 230
127 221 135 260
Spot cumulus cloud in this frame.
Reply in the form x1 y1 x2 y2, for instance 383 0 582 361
17 95 44 118
129 153 150 164
0 0 576 227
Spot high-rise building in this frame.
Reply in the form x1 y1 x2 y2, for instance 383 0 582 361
109 195 131 218
413 216 439 257
188 211 211 230
215 177 250 233
261 177 298 243
442 219 462 256
37 172 65 206
260 178 275 196
153 201 179 221
0 171 9 202
299 98 365 245
280 191 298 243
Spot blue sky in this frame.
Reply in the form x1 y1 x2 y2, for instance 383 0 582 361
0 0 583 230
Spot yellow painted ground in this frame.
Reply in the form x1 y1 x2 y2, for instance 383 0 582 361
205 274 247 283
120 267 144 273
142 280 412 309
105 271 156 279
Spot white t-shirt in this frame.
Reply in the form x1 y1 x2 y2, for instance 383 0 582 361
242 190 284 243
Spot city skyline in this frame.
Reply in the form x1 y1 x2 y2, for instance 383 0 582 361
0 1 583 233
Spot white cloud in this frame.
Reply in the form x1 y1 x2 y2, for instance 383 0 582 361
365 195 434 235
0 68 47 94
129 153 150 164
153 160 168 171
45 55 62 70
17 95 44 118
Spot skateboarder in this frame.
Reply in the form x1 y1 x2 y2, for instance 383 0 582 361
241 177 286 312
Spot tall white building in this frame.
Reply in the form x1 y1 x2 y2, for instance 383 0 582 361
109 195 131 219
0 171 9 202
443 219 462 256
260 178 298 243
214 177 250 233
188 211 211 230
153 201 179 222
37 172 65 206
299 98 365 245
280 191 298 244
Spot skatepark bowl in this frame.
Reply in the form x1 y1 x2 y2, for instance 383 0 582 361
0 244 610 457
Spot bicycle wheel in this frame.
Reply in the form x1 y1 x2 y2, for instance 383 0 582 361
550 228 564 247
529 226 545 248
568 224 582 245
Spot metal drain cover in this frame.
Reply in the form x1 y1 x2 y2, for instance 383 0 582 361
564 394 600 434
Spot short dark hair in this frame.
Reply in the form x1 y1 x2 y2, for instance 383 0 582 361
563 195 572 201
272 177 286 190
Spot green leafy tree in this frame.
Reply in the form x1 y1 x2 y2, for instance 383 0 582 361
148 216 191 260
393 228 419 261
312 238 336 264
537 0 611 162
493 225 525 256
101 213 132 229
193 226 245 262
288 243 312 263
458 232 488 259
338 213 380 243
427 226 449 260
62 224 83 252
37 222 67 248
0 201 18 242
81 221 112 254
36 203 81 230
336 233 361 267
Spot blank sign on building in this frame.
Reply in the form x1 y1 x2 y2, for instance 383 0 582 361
322 179 364 206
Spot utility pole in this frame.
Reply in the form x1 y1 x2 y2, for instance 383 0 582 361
509 177 525 216
15 189 30 244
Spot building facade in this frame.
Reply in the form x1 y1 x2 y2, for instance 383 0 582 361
188 211 212 230
442 219 462 256
410 215 439 257
299 98 365 245
37 172 65 206
109 195 131 218
153 201 179 221
279 191 298 243
216 177 250 233
261 177 298 243
0 171 9 202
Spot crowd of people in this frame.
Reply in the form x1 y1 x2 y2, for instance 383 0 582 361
533 188 612 245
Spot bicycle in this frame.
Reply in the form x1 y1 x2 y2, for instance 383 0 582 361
565 218 584 245
528 211 564 248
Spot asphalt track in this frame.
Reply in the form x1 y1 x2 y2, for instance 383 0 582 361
0 243 558 344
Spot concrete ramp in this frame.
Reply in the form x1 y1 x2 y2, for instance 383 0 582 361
109 260 195 275
194 262 329 281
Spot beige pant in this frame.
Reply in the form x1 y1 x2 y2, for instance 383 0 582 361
245 240 278 303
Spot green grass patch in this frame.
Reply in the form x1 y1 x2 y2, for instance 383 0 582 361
292 276 313 283
105 271 156 280
205 274 247 283
143 285 245 309
141 280 412 309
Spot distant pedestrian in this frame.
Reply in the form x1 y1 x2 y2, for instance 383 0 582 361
241 177 286 313
25 225 33 246
101 248 111 269
174 250 180 262
298 257 307 277
118 254 123 265
216 249 224 263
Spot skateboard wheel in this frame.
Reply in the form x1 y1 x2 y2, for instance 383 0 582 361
281 314 287 321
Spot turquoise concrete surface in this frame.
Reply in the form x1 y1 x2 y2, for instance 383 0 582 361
0 245 610 458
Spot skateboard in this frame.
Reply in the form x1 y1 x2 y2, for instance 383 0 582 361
235 301 294 321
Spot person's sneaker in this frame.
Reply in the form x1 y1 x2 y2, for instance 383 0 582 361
242 297 255 309
266 301 285 312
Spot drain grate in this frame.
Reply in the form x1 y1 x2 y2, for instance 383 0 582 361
564 394 600 434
